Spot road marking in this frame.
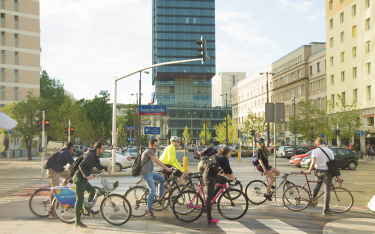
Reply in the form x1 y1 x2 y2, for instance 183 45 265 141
217 220 255 234
257 219 307 234
323 218 375 233
353 183 375 188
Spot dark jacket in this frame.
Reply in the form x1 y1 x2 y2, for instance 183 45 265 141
51 147 74 173
75 150 107 178
207 155 232 177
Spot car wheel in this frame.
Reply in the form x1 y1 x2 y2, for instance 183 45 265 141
115 163 122 172
347 161 357 170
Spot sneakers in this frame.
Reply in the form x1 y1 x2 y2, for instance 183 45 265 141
47 208 55 218
263 194 272 201
207 218 219 224
145 209 156 218
323 210 335 215
74 221 87 228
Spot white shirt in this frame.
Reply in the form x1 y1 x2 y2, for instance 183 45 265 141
311 146 334 170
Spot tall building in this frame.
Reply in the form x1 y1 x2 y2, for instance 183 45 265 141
326 0 374 148
152 0 229 143
0 0 40 108
212 72 246 107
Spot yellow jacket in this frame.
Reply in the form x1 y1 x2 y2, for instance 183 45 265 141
160 145 183 172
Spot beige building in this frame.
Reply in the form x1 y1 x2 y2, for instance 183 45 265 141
326 0 374 148
0 0 40 108
212 72 246 107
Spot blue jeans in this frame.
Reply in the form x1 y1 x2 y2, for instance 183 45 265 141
142 171 165 209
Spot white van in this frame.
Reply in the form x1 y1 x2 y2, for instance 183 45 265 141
47 141 65 154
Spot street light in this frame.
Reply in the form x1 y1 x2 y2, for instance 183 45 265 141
260 71 275 147
131 93 143 146
221 93 228 146
188 111 196 145
138 70 148 150
291 97 296 157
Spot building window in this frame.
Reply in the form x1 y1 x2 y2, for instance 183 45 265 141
367 117 374 127
352 46 357 58
1 50 5 64
298 85 302 94
14 87 18 101
366 18 371 31
14 0 18 12
291 73 294 81
310 83 313 92
14 69 18 83
1 31 4 46
1 13 5 28
329 0 333 10
340 31 345 43
310 100 314 106
340 12 344 23
352 4 357 16
341 71 345 82
366 0 370 9
352 25 357 37
14 15 18 30
14 51 19 65
0 86 5 100
330 18 333 29
318 98 322 110
285 75 289 83
286 105 289 115
353 67 357 78
298 69 301 78
330 56 334 66
310 66 313 75
317 62 321 72
353 89 358 102
292 88 295 96
365 41 371 53
367 62 371 74
367 85 372 101
14 33 18 48
331 94 335 107
1 67 4 82
331 75 335 85
342 92 346 104
318 80 321 89
341 52 345 62
330 37 334 48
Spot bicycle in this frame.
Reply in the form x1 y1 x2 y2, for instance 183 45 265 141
245 172 296 204
29 180 102 218
171 174 248 223
282 171 353 213
124 168 194 217
52 170 132 225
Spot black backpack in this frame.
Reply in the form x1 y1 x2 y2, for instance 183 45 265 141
131 151 150 177
42 151 60 169
199 155 221 173
68 156 84 177
201 146 213 157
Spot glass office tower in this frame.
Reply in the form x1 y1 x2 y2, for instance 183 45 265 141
152 0 230 143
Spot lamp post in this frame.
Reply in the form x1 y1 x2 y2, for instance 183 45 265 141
138 70 149 149
188 111 196 145
260 71 275 147
292 97 296 157
131 93 143 147
221 93 228 145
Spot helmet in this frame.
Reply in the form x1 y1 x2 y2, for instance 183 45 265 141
170 136 180 142
257 137 265 143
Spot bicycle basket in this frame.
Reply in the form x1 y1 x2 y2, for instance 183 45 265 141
102 179 119 192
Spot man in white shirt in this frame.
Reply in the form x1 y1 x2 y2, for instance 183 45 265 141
304 137 342 215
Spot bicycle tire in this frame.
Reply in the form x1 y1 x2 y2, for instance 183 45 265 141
218 189 248 220
245 180 268 204
282 181 296 193
282 186 310 211
172 190 204 223
225 183 243 199
168 185 195 210
124 186 148 217
329 187 353 213
53 197 75 223
100 194 132 225
29 188 51 217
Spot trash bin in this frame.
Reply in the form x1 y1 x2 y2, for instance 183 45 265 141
358 151 363 159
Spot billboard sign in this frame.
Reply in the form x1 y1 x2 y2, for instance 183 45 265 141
138 105 167 115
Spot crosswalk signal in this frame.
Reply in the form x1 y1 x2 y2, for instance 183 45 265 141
196 36 209 64
237 130 242 138
167 130 171 140
70 127 74 135
65 127 68 136
44 119 50 130
37 119 42 131
293 127 297 135
250 130 255 136
334 129 340 136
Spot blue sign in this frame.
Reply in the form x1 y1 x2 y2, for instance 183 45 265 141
225 138 229 142
138 105 167 116
126 126 135 130
144 127 160 135
324 141 327 146
242 135 246 141
151 92 155 104
321 133 325 138
8 129 13 134
128 138 133 141
150 136 154 140
361 131 365 138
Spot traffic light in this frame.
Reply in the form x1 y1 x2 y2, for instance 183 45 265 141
167 130 171 140
293 127 297 135
65 127 68 135
237 130 242 138
44 119 50 131
37 119 42 131
70 127 74 135
334 129 340 136
196 36 209 64
250 130 255 136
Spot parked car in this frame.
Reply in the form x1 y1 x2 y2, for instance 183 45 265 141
300 147 358 170
46 141 64 154
126 151 139 159
74 145 85 151
194 145 208 159
289 151 312 167
276 146 294 158
231 146 258 157
188 145 195 152
284 146 311 159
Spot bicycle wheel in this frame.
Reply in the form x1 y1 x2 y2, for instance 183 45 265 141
282 180 296 193
168 185 195 210
124 186 148 217
85 186 102 213
100 194 132 225
172 190 204 223
53 197 75 223
218 189 248 220
245 180 268 204
29 188 51 217
329 187 353 213
282 186 310 211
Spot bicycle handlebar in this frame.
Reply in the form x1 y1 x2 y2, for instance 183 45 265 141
94 170 106 177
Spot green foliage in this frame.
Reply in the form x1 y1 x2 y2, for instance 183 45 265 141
40 70 65 106
199 123 211 145
182 126 191 143
214 115 238 144
242 110 267 138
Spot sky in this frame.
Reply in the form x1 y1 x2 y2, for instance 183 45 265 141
40 0 326 104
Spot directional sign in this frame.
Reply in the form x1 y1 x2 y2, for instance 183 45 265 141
321 133 325 138
128 138 134 141
225 138 229 143
144 127 160 135
126 126 135 130
138 105 167 116
242 135 246 141
8 129 13 134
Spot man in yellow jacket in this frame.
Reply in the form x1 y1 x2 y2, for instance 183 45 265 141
160 136 185 184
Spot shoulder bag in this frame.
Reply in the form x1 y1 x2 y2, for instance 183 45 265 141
319 147 341 177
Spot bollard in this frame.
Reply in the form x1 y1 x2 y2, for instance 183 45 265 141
183 155 188 172
238 152 241 161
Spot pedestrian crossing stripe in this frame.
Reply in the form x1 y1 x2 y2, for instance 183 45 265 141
323 218 375 233
257 219 308 234
217 220 255 234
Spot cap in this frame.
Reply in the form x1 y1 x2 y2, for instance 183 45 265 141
0 111 17 130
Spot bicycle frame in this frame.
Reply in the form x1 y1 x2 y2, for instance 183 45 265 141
188 183 228 209
299 174 339 200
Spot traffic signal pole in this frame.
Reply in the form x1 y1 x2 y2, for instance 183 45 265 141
41 110 45 177
68 119 71 142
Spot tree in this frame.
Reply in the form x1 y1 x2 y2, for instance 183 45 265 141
40 70 65 107
214 115 238 145
199 123 211 145
182 126 191 144
242 110 267 138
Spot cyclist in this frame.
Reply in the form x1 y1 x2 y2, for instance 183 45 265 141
203 147 240 224
159 136 185 185
140 139 172 218
256 137 279 201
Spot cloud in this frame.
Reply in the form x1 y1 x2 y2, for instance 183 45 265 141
275 0 291 9
293 2 314 13
305 16 318 20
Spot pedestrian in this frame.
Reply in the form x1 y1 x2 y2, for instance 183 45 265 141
47 141 75 217
304 137 342 215
367 144 374 161
141 139 172 218
73 142 112 228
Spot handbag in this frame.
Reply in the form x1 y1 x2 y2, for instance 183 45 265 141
319 147 341 177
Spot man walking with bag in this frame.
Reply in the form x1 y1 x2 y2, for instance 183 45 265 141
304 137 342 215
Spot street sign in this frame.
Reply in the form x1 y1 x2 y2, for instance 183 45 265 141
321 133 325 138
144 127 160 135
138 105 167 115
150 136 154 140
242 135 246 141
8 129 13 134
128 138 133 141
225 138 229 143
126 126 135 130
